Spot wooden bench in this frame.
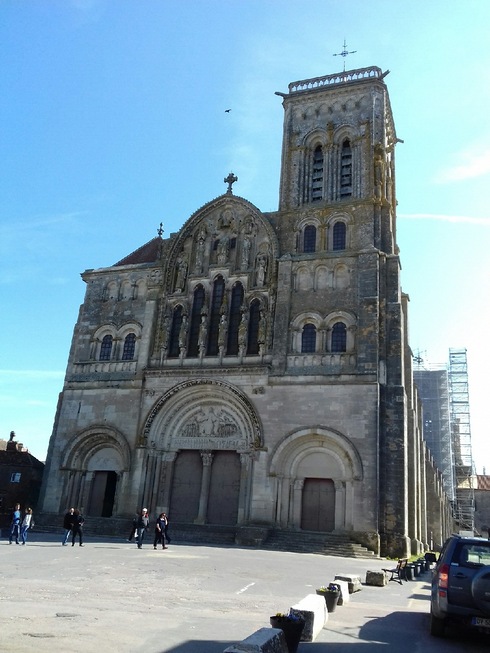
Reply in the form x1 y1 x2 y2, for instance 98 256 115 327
382 558 408 584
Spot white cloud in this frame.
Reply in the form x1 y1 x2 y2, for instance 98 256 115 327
399 213 490 225
435 148 490 183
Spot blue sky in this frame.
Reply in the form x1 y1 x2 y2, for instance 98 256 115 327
1 0 489 471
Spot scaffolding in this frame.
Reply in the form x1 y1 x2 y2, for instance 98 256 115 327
448 348 475 533
413 359 455 501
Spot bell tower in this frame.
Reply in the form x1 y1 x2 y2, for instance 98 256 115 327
276 66 398 254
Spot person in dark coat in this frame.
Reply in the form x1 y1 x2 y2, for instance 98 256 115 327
127 511 138 542
71 509 84 547
153 513 168 550
136 508 149 549
62 507 75 545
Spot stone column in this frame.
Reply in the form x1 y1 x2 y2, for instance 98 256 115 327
195 451 214 524
64 470 75 509
334 480 346 530
237 453 253 525
290 479 304 530
160 452 178 515
275 475 283 525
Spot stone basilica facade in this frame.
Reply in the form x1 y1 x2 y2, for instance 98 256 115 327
39 66 449 557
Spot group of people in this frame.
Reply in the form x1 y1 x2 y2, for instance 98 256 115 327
8 503 34 545
128 509 171 550
62 507 85 546
8 504 169 550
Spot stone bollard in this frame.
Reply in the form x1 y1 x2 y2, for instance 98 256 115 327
334 573 362 593
365 570 387 586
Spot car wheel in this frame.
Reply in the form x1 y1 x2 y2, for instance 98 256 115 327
471 566 490 615
430 611 445 637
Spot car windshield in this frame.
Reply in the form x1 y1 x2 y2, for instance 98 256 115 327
458 543 490 566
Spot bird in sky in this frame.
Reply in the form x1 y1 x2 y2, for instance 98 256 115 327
225 109 231 113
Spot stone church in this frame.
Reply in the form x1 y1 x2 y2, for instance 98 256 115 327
39 65 449 557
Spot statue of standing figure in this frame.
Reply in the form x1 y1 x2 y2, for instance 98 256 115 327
175 255 188 292
255 252 268 287
179 313 188 352
198 313 208 354
195 225 207 273
238 311 248 350
241 237 251 269
218 313 228 351
217 236 229 265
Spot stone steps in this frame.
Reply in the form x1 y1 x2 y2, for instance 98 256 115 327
261 530 375 558
32 513 375 557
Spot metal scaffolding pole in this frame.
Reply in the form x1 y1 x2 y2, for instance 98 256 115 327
448 348 475 533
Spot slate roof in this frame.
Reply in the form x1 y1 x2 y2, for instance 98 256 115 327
114 237 162 266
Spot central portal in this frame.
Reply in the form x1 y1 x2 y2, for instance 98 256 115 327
301 478 335 532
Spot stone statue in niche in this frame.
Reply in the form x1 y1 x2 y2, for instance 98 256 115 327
374 144 385 201
175 255 188 292
218 312 228 351
195 225 207 273
255 252 268 287
238 310 248 349
179 313 188 352
258 310 267 345
241 236 251 269
198 312 208 355
217 236 229 265
160 310 171 353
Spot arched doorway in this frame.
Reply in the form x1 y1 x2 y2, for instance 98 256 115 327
269 427 363 531
144 379 262 527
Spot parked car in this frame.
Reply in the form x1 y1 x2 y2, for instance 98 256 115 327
431 534 490 637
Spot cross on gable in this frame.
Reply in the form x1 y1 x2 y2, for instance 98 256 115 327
224 172 238 194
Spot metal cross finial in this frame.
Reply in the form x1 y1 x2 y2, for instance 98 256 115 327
333 39 357 72
224 172 238 194
157 222 164 237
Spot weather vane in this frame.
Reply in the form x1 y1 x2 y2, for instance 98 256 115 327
157 222 164 237
333 39 357 72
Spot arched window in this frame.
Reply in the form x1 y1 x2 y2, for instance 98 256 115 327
311 145 324 201
301 323 317 353
340 139 352 197
247 300 261 355
332 221 346 251
188 285 205 357
99 335 113 361
168 306 183 358
331 322 347 352
227 283 244 355
207 277 225 356
122 333 136 360
303 225 317 253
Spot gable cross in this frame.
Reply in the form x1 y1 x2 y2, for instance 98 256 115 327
224 172 238 194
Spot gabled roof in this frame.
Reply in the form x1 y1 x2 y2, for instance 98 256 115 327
114 237 162 266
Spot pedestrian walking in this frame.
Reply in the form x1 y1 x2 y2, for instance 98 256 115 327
71 509 85 547
136 508 149 549
153 512 168 550
62 507 75 545
162 512 171 546
20 508 33 545
127 511 138 542
9 503 21 544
